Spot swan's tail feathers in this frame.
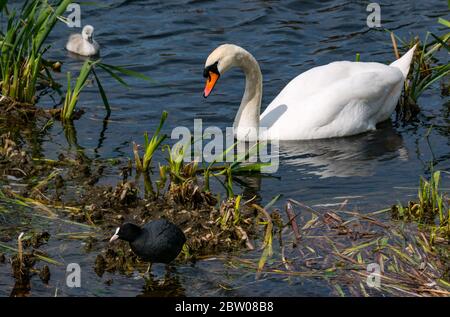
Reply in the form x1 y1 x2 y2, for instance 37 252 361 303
389 44 417 79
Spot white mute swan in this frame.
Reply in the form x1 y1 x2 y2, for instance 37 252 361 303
203 44 417 140
66 25 100 57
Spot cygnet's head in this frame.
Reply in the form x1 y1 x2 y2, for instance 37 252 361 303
82 25 95 42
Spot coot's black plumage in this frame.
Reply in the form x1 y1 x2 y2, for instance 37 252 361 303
109 219 186 264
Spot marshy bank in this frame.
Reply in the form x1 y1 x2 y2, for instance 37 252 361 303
0 124 448 296
1 0 449 296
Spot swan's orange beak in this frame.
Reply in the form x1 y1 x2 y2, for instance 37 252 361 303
203 71 219 98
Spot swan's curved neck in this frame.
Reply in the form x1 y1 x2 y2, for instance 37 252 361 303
233 51 262 138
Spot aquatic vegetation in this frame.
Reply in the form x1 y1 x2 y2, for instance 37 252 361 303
0 231 61 296
253 203 274 278
90 62 153 116
392 170 449 237
0 0 152 121
61 60 97 120
133 111 168 173
219 195 242 229
0 0 71 105
164 142 194 184
201 141 272 198
0 1 448 297
0 122 262 266
390 18 450 120
61 60 153 121
1 110 449 296
132 112 270 200
229 200 450 296
417 171 447 226
0 133 36 177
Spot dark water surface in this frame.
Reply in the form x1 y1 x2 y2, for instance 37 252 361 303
0 0 449 296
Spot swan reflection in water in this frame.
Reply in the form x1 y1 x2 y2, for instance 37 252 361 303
277 121 407 178
235 122 407 197
229 122 407 202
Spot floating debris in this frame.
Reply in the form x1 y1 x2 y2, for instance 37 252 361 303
39 265 51 284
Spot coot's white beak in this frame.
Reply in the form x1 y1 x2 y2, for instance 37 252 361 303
109 227 120 243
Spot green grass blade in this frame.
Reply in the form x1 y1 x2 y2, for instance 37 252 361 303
92 67 111 116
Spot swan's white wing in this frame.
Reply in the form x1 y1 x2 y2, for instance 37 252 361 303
260 61 404 140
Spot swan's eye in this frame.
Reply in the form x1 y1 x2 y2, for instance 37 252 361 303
203 61 219 79
203 68 210 79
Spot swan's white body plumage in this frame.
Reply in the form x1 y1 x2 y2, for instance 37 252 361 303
66 34 99 56
204 44 416 140
261 60 406 140
66 25 100 57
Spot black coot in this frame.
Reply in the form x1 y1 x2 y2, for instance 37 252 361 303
109 219 186 264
